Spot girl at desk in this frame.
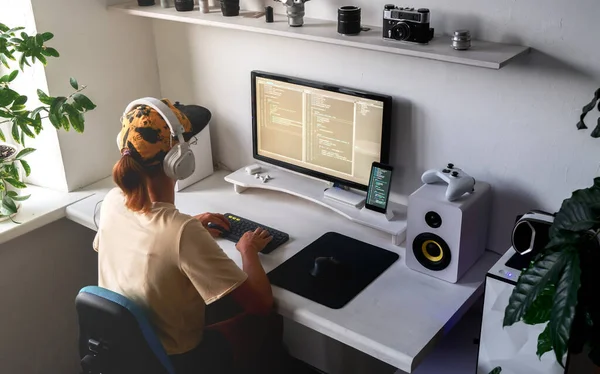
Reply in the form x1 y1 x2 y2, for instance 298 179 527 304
93 98 287 373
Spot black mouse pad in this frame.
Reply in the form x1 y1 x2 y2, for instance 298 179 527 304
267 232 399 309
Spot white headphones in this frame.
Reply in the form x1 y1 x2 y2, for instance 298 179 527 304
118 97 196 181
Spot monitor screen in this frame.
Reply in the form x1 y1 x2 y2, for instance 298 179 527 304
252 71 392 190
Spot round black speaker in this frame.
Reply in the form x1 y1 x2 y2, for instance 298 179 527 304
412 233 451 271
425 211 442 228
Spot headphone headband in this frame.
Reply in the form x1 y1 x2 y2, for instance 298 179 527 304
123 97 186 145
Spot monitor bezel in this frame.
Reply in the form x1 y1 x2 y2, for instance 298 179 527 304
251 70 392 191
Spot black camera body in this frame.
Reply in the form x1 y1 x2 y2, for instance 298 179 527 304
382 5 434 44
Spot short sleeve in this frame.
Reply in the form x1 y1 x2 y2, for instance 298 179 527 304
179 220 248 304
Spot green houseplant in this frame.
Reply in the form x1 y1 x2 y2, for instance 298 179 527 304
0 22 96 221
501 88 600 371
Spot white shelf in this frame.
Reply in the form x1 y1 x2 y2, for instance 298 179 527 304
109 2 530 70
224 164 408 245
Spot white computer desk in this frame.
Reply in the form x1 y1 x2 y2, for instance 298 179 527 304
66 169 499 373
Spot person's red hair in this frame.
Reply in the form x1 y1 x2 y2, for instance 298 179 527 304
112 154 158 213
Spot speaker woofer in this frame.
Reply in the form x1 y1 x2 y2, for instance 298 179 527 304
412 233 451 271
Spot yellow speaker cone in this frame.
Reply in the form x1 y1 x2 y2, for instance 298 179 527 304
421 240 444 262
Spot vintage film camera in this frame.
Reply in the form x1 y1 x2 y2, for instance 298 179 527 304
383 4 434 44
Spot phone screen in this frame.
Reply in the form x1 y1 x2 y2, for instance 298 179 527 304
366 163 393 213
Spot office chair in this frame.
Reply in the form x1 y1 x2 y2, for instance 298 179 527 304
75 286 175 374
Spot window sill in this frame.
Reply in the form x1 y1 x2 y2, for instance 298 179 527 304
0 185 94 246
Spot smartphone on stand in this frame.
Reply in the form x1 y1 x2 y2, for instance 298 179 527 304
365 162 394 213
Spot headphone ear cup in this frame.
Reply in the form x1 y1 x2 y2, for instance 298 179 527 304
163 143 195 180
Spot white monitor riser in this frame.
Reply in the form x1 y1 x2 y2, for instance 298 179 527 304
224 163 407 246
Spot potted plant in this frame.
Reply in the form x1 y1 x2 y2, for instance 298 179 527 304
501 88 600 373
0 23 96 221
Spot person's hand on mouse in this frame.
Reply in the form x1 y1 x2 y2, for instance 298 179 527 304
194 213 230 238
236 228 273 255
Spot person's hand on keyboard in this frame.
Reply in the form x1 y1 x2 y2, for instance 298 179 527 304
236 228 273 255
194 213 231 238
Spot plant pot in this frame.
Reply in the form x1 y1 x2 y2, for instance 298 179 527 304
0 143 18 162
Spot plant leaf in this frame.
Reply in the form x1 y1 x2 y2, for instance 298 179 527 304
489 367 502 374
0 87 18 106
581 94 599 114
64 103 84 132
7 70 17 82
523 284 555 325
549 251 581 367
11 194 30 202
37 89 54 105
60 114 69 131
550 181 600 237
49 96 67 129
4 178 26 189
19 160 30 177
5 164 19 180
13 95 27 106
503 251 569 327
537 324 552 359
36 53 47 65
0 23 8 32
41 47 59 58
72 93 96 111
593 118 600 138
11 122 20 144
41 32 54 41
546 230 584 250
0 128 5 142
70 77 78 90
15 148 35 159
1 195 17 215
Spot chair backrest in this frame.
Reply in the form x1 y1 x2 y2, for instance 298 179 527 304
75 286 176 374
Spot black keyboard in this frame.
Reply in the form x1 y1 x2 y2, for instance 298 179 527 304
222 213 289 254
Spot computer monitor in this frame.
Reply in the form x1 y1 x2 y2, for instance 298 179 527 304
251 71 392 191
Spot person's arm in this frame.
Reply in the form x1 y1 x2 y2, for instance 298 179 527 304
230 228 274 315
179 221 273 315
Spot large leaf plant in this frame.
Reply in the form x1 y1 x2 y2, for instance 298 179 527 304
502 89 600 370
0 23 96 221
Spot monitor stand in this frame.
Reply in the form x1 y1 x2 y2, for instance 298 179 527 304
224 164 407 246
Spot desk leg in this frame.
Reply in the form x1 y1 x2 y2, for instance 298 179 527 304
234 184 248 194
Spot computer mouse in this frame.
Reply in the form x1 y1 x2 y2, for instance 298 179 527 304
207 222 228 233
310 256 348 280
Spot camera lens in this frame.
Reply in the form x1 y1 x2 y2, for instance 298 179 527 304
425 211 442 228
338 6 362 36
220 0 240 16
392 22 411 41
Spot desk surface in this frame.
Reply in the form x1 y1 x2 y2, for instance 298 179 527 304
66 170 498 373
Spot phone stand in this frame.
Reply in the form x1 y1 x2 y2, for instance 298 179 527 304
360 206 395 222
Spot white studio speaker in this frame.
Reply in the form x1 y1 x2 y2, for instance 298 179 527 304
406 181 492 283
175 123 214 192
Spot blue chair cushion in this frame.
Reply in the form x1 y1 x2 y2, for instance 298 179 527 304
79 286 176 374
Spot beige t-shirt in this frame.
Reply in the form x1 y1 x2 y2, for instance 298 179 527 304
93 188 248 355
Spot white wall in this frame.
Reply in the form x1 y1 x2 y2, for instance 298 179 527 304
0 219 97 374
0 0 69 191
153 0 600 253
28 0 162 191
